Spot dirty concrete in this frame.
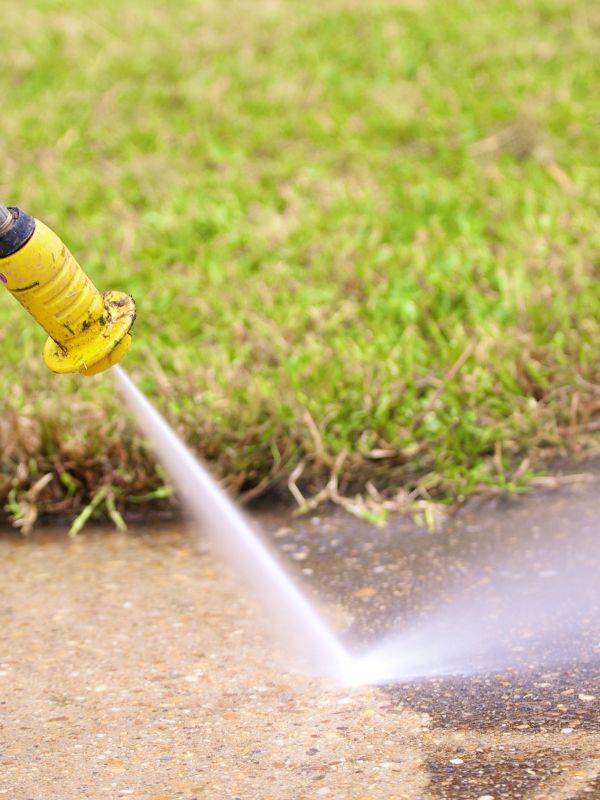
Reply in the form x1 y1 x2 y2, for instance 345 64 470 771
1 481 599 799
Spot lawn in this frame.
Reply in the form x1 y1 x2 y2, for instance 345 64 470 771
0 0 598 528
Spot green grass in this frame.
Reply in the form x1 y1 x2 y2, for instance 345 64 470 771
0 0 599 527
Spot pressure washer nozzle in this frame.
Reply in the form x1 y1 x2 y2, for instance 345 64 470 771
0 205 135 376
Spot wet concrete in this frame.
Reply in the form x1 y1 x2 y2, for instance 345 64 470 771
1 480 599 798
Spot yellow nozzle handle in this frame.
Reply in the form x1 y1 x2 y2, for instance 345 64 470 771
0 206 135 375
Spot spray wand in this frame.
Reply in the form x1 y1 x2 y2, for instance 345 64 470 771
0 203 135 374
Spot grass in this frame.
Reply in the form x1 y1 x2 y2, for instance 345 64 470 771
0 0 599 529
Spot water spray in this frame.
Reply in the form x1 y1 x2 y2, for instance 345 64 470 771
114 366 355 680
0 203 135 375
3 202 592 687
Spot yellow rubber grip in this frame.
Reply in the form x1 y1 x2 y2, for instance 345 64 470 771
0 219 135 375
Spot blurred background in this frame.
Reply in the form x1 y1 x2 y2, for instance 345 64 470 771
0 0 598 528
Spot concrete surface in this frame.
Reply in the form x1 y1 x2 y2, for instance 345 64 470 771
1 482 599 799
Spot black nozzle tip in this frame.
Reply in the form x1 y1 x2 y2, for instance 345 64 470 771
0 207 36 259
